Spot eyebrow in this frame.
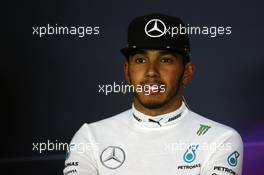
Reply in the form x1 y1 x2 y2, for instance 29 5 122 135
130 49 178 57
159 50 183 59
158 50 177 56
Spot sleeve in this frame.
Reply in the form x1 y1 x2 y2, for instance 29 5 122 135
201 130 244 175
63 123 99 175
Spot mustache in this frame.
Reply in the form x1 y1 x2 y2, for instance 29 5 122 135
140 79 165 85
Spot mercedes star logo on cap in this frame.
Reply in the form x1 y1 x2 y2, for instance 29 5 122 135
100 146 126 169
144 19 167 38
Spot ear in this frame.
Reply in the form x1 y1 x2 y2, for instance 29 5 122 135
124 60 131 84
182 62 196 87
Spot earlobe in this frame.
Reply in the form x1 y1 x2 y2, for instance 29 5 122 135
183 62 196 86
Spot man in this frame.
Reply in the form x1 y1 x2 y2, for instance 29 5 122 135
63 13 243 175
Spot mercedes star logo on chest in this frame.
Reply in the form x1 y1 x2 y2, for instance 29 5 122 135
100 146 126 169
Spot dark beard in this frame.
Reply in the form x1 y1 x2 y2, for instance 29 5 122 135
134 70 184 109
134 95 169 109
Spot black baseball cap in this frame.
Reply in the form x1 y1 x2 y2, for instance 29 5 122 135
121 13 191 61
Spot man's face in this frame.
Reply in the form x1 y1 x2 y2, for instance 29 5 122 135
124 49 193 109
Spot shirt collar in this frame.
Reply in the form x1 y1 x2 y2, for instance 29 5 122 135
132 102 188 128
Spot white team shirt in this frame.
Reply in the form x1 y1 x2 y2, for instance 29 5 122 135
63 102 243 175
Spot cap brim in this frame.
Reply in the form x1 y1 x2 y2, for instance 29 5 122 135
120 47 135 58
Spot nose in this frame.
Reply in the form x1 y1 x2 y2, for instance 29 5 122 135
145 60 159 78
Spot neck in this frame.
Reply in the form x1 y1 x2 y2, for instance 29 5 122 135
133 95 183 116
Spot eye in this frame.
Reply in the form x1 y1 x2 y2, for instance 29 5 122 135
135 57 147 64
160 57 174 63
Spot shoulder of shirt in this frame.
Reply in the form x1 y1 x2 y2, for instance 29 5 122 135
188 110 242 139
70 109 133 144
78 108 133 131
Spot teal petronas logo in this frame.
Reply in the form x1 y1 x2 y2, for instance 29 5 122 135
183 145 199 163
197 124 211 136
227 151 240 167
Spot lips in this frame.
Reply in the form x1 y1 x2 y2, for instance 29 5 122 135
143 83 164 95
